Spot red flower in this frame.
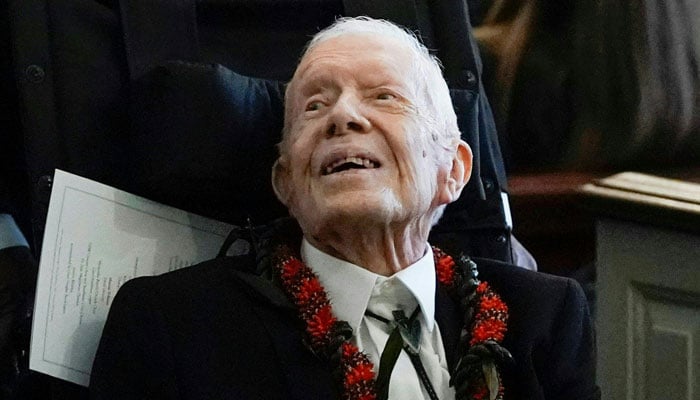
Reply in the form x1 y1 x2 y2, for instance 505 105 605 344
470 319 507 345
281 258 303 281
295 277 323 305
436 255 455 285
307 304 336 339
479 295 508 313
344 362 374 386
342 342 360 357
476 281 488 295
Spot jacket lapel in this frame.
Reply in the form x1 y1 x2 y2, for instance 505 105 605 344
231 263 338 399
248 297 337 400
435 285 462 372
232 268 295 311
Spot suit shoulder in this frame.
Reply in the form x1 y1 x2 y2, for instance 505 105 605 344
471 259 599 399
474 257 580 296
113 256 255 305
472 257 588 325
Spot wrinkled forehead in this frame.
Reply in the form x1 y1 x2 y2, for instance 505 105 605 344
287 34 419 99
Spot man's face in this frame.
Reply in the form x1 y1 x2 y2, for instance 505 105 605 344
273 34 460 235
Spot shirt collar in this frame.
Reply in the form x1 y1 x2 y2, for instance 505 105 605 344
301 238 437 333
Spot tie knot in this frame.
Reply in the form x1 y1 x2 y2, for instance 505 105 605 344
367 277 416 319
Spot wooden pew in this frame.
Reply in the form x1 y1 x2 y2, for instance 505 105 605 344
581 172 700 400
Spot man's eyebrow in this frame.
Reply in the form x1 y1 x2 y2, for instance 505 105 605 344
297 76 337 96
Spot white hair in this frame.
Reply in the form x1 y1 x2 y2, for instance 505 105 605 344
282 17 461 154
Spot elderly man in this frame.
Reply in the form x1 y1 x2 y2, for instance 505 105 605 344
90 17 598 400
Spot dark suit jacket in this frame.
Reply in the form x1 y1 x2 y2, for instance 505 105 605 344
90 242 599 400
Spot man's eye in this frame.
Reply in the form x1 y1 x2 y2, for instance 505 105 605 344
377 93 396 100
306 101 324 111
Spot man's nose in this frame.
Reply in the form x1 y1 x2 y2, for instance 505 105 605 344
326 95 371 136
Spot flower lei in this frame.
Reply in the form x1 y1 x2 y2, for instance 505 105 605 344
274 245 510 400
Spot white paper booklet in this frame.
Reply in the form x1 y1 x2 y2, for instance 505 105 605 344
30 169 234 386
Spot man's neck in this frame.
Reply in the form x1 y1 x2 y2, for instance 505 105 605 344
303 220 431 276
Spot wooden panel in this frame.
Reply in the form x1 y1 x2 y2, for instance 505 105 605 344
628 284 699 400
596 219 700 399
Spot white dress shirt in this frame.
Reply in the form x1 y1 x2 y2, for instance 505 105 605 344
302 239 455 400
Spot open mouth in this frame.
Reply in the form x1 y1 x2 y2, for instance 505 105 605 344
322 156 380 175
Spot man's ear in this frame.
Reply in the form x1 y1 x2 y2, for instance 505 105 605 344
438 140 473 205
271 156 292 206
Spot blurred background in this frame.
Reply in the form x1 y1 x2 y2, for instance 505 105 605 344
468 0 699 278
